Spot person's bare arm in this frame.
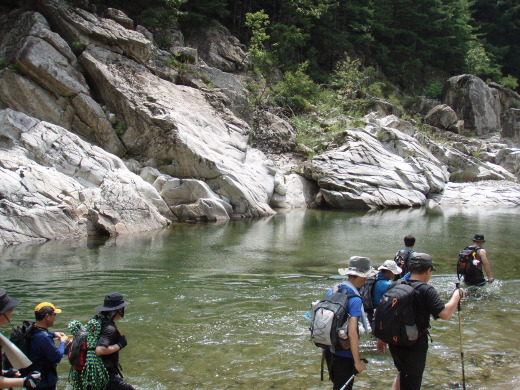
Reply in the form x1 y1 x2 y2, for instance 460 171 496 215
438 288 465 320
479 249 494 283
347 316 366 373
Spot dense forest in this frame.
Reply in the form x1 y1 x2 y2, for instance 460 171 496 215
2 0 519 113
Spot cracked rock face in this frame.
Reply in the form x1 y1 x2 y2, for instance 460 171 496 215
0 109 171 246
309 120 449 209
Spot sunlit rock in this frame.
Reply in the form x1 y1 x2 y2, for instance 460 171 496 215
0 109 172 246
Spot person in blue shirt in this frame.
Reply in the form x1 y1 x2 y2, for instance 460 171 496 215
323 256 376 390
28 302 68 390
372 260 403 307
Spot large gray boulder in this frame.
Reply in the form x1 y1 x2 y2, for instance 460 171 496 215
424 104 459 131
442 74 501 136
501 108 520 141
0 109 172 246
0 10 126 156
79 45 276 218
38 0 151 64
184 20 252 72
308 117 449 209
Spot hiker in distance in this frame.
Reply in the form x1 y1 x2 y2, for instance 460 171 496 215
461 234 494 286
394 235 415 279
324 256 376 390
375 253 465 390
29 302 69 390
94 293 135 390
0 290 41 389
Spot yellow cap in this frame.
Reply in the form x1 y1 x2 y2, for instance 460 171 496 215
34 302 62 314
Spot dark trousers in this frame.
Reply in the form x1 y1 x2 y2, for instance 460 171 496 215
324 350 355 390
389 336 429 390
106 374 136 390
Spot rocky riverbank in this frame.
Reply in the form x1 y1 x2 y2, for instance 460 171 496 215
1 0 520 246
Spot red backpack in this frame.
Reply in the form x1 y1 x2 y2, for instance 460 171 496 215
67 327 88 371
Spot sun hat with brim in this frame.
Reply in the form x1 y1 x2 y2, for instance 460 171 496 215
378 259 402 275
472 234 485 242
34 302 62 314
95 292 130 312
408 252 437 271
338 256 377 277
0 290 20 314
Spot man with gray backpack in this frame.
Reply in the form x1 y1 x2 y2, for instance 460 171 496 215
374 253 464 390
310 256 376 390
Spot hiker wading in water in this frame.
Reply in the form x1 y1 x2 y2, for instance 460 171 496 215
0 290 41 389
324 256 375 390
29 302 68 390
463 234 494 286
377 254 465 390
94 293 135 390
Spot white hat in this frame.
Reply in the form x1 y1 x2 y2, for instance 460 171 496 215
378 260 402 275
338 256 377 278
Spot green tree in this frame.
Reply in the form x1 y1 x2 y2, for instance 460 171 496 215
472 0 520 87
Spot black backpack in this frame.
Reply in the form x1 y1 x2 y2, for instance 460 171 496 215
394 249 414 276
457 246 481 279
2 321 35 375
373 280 424 346
358 276 378 311
310 288 357 352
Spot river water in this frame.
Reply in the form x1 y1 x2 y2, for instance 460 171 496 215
1 206 519 389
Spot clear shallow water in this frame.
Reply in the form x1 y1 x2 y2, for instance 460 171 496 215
1 207 519 389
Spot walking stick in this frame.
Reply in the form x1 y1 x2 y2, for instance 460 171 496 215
456 282 466 390
339 359 368 390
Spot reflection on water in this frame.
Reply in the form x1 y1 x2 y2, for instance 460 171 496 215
1 207 520 389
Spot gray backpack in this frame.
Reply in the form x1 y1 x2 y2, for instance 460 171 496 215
310 289 356 352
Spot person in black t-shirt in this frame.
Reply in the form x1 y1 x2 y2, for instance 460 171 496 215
376 253 465 390
94 293 135 390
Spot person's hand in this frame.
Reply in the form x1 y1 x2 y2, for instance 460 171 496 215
458 288 466 299
488 278 495 283
23 371 41 389
354 359 367 374
3 368 20 377
377 338 387 354
117 335 127 350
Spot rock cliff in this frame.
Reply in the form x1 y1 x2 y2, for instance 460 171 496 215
1 0 519 245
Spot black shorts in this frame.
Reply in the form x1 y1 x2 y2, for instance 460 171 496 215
389 335 429 390
464 277 486 286
324 350 356 390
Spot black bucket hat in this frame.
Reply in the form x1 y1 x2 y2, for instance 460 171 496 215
95 292 130 312
0 290 20 314
472 234 485 242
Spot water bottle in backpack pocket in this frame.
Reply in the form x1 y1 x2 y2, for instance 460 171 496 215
309 291 356 352
457 246 481 278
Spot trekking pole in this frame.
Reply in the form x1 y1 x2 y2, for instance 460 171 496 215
339 358 368 390
455 282 466 390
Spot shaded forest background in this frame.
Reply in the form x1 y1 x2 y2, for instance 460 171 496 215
2 0 519 116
